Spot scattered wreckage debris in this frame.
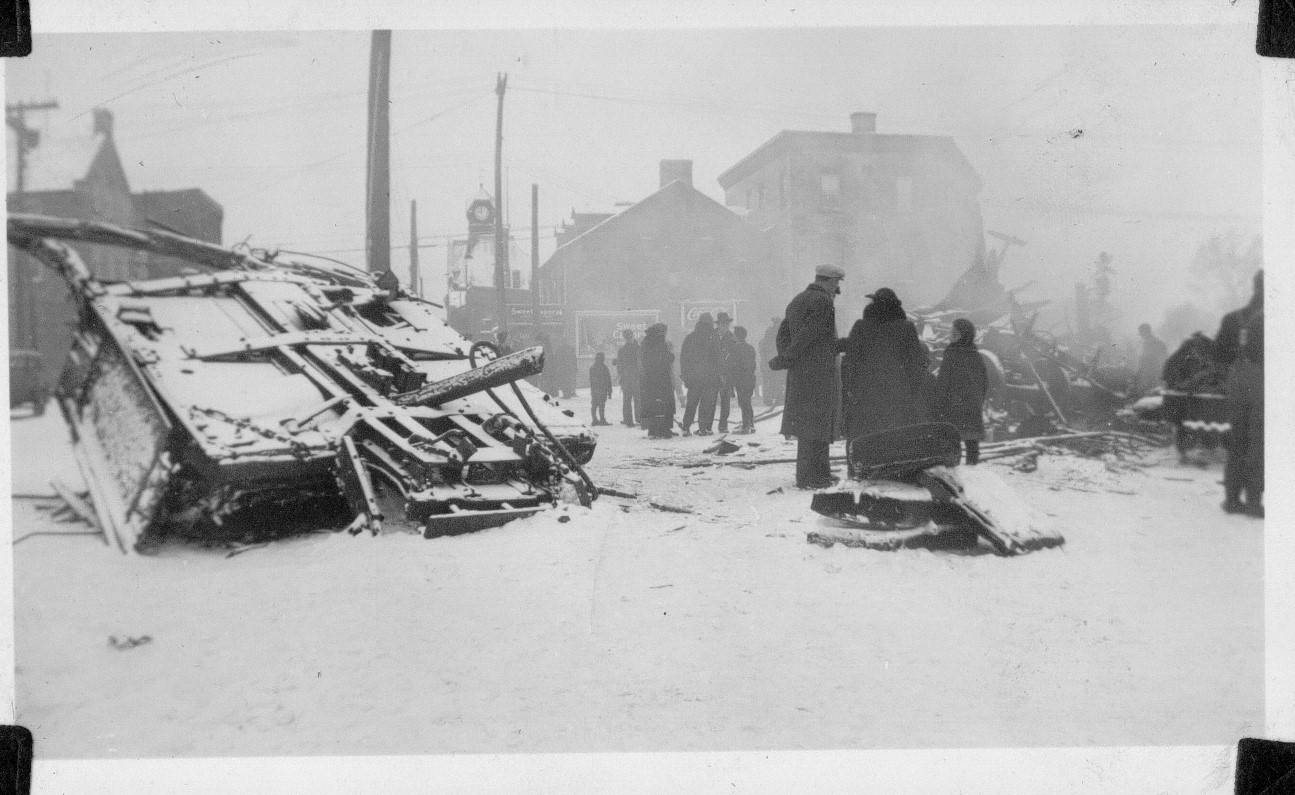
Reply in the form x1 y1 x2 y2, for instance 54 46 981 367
809 422 1065 555
914 254 1141 434
8 214 598 554
702 437 742 456
108 635 152 650
648 501 695 515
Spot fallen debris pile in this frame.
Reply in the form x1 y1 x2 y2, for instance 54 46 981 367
809 422 1066 555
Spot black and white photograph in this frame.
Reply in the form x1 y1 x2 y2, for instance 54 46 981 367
3 1 1290 791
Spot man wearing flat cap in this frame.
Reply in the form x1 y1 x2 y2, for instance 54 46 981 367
769 263 845 489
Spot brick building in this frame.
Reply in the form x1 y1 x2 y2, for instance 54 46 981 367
7 109 222 386
718 112 985 320
539 159 776 333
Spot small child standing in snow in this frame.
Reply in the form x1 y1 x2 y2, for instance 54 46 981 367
589 352 613 426
933 318 989 464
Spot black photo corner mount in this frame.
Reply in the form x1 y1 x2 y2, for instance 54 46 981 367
0 0 30 58
1236 738 1295 795
0 726 32 795
1258 0 1295 58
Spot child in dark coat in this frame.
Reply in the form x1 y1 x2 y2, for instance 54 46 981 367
933 318 989 464
589 352 613 426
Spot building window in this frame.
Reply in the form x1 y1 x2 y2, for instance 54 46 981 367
896 176 915 213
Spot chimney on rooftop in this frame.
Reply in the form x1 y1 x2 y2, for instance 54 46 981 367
659 159 693 189
850 112 877 134
93 108 114 139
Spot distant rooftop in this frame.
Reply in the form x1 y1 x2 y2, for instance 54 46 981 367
9 132 107 194
717 112 976 189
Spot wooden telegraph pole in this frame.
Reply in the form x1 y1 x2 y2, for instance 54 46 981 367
531 184 540 335
365 30 393 274
408 199 420 297
6 99 59 351
493 72 509 335
6 99 58 197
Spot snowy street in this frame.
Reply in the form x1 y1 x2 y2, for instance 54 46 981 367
11 392 1262 758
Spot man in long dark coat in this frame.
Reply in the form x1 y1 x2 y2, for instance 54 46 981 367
680 313 722 436
638 323 677 439
729 325 759 433
714 312 738 433
770 265 844 489
614 329 641 427
839 287 928 441
759 317 784 406
1215 269 1263 518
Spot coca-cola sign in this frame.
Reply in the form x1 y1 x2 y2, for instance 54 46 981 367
680 300 738 331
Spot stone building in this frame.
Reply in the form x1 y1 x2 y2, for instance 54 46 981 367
718 112 985 319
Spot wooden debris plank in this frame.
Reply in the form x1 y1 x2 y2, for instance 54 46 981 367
921 465 1065 555
807 522 978 552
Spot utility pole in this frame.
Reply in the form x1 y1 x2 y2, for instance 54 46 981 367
6 99 58 199
6 99 58 352
531 183 540 335
493 72 509 336
365 30 393 274
408 199 420 297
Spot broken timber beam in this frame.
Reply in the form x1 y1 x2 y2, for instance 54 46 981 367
392 346 544 407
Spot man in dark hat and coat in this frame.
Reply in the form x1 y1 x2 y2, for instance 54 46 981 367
680 313 722 436
839 287 929 442
638 323 677 439
770 264 845 489
714 311 738 433
614 328 641 427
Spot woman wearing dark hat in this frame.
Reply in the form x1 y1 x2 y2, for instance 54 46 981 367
839 287 929 442
638 323 678 439
932 318 989 465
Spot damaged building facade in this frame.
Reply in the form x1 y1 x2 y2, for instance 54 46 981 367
718 112 986 320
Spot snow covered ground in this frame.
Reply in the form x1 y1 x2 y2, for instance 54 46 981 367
11 393 1262 759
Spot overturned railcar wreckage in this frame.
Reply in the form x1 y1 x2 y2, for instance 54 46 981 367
8 214 597 553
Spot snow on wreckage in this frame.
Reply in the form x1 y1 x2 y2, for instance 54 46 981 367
7 214 598 555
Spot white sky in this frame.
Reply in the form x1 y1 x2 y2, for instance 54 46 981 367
6 25 1261 328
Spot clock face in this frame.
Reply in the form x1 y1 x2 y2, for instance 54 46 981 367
471 203 492 222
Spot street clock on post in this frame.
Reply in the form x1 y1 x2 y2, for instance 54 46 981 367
465 197 496 259
468 199 495 226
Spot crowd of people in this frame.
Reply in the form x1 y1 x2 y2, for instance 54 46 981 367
557 264 990 491
497 264 1263 515
603 313 766 440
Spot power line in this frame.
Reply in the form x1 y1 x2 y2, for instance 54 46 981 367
217 93 488 206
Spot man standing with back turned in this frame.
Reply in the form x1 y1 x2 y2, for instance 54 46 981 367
1215 269 1264 518
614 329 641 427
770 264 844 489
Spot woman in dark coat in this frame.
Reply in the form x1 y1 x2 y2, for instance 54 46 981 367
839 287 929 441
638 323 677 439
932 318 989 464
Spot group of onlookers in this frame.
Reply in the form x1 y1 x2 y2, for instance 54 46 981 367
595 315 766 439
769 264 990 489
